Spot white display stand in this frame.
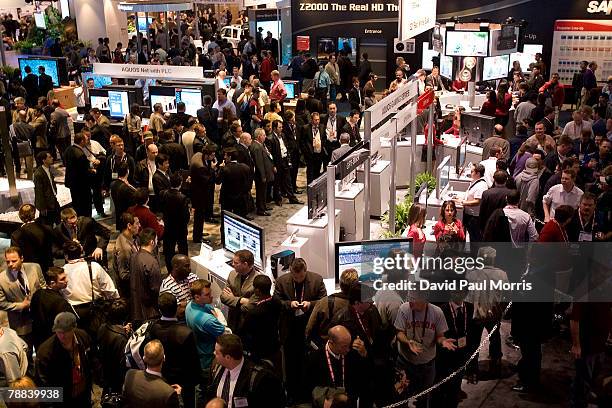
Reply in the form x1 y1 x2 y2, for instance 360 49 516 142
439 92 487 116
286 206 341 279
357 160 390 217
335 182 365 241
277 236 309 259
421 188 466 220
440 134 484 169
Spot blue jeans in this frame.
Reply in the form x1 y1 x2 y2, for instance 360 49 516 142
398 357 436 408
330 84 337 102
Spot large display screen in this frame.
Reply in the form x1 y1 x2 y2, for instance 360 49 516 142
482 54 510 81
82 73 113 89
440 55 453 79
137 17 154 33
284 81 298 99
338 37 357 64
150 95 177 113
108 90 130 118
317 37 336 60
176 88 202 116
34 13 46 29
335 239 413 282
509 44 543 73
421 42 440 71
90 95 110 110
19 58 60 87
256 20 280 42
445 31 489 57
221 211 265 269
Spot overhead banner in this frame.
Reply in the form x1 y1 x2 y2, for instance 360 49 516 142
367 79 418 127
399 0 436 40
93 63 204 80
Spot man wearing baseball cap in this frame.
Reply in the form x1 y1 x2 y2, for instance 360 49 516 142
36 312 93 406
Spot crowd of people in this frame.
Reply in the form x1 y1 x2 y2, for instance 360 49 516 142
0 5 611 408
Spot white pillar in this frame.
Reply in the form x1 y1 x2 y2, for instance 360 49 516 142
73 0 107 45
104 0 129 48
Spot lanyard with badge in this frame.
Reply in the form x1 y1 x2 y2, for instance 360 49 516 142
325 344 345 388
355 310 372 344
578 211 594 242
411 305 428 346
111 155 126 179
449 303 467 349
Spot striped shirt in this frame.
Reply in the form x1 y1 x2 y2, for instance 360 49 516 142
160 273 199 303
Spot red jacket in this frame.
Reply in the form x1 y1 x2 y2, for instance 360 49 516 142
538 220 566 243
495 93 513 117
259 57 276 83
538 81 565 108
128 205 164 238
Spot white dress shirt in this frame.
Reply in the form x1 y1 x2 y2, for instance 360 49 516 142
216 358 245 408
62 260 119 305
479 157 498 187
543 184 584 217
463 178 488 216
503 205 539 245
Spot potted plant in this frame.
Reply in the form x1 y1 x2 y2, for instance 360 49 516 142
414 172 436 195
380 195 413 238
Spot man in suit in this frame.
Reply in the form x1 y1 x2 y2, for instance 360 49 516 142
267 120 303 206
55 207 110 263
37 66 54 98
250 129 275 216
64 132 93 217
235 132 254 171
159 173 190 270
342 109 362 146
190 145 217 243
110 162 137 231
196 95 219 147
130 228 162 323
282 111 302 194
330 133 353 163
207 333 284 407
153 153 172 198
217 148 252 218
273 258 327 403
102 135 136 194
122 340 180 408
220 249 258 332
84 113 111 152
300 112 327 183
33 151 60 226
22 66 39 107
0 246 47 361
348 78 364 113
479 170 514 233
134 143 159 211
11 204 59 271
321 102 347 164
150 293 201 408
49 100 71 158
159 129 188 172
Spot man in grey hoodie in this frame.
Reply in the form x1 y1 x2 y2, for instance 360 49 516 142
515 157 540 215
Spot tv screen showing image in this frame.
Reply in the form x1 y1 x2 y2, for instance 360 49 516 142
90 95 110 111
454 57 481 83
445 31 489 57
34 13 46 29
82 73 113 89
439 55 453 79
284 81 299 99
19 58 61 87
421 42 440 71
335 238 413 282
482 54 510 81
509 44 543 73
150 94 177 113
338 37 357 64
257 20 280 42
137 17 155 33
108 90 130 118
221 211 265 269
317 37 336 60
176 88 202 117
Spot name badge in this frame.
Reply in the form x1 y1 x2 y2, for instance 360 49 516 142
579 153 585 161
578 231 592 242
295 309 304 317
112 172 118 179
457 336 467 349
234 397 249 407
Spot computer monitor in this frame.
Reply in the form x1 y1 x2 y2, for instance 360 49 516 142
439 55 453 79
445 30 489 57
103 85 144 106
18 57 68 87
307 173 328 219
221 210 265 270
460 112 496 145
284 81 299 99
455 137 468 174
482 54 510 81
88 89 110 111
509 44 543 73
176 88 203 117
82 73 113 89
107 90 131 119
34 13 46 29
338 37 357 64
436 155 451 199
421 42 440 71
335 238 413 283
150 86 177 113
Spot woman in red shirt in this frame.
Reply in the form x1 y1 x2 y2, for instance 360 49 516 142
480 90 497 116
433 200 465 242
495 82 512 126
538 205 574 242
403 203 427 257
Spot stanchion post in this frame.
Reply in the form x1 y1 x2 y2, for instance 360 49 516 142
326 165 336 278
426 103 434 173
389 118 398 234
410 117 417 200
0 107 17 201
363 110 372 239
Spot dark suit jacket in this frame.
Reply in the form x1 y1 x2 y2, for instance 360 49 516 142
282 122 300 160
102 154 136 190
122 369 179 408
273 271 327 342
479 186 514 231
11 221 59 270
348 86 363 111
38 73 54 97
189 153 216 209
320 114 347 147
305 97 323 114
196 107 219 144
152 169 171 197
33 166 59 212
249 141 274 183
110 179 137 229
266 133 285 168
134 159 151 189
342 121 362 146
235 143 254 173
55 216 110 258
159 188 190 236
63 145 90 190
149 319 201 386
97 323 129 392
300 123 327 161
218 161 252 212
159 142 188 172
23 73 40 104
90 124 111 151
30 288 73 349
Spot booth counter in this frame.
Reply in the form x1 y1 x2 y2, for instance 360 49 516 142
334 181 365 242
357 159 390 218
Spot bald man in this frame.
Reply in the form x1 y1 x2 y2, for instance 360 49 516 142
306 325 371 407
205 397 227 408
482 124 510 161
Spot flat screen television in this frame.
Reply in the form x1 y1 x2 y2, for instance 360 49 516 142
317 37 336 60
137 17 155 33
103 84 144 106
338 37 357 64
82 73 113 89
445 30 489 57
108 90 131 119
18 57 68 87
284 81 299 99
176 88 202 116
34 13 46 29
335 238 413 283
88 89 110 111
509 44 543 73
455 137 468 174
421 42 440 71
307 173 327 219
482 54 510 81
440 55 453 79
460 112 495 145
221 210 265 270
489 25 519 55
436 155 451 199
